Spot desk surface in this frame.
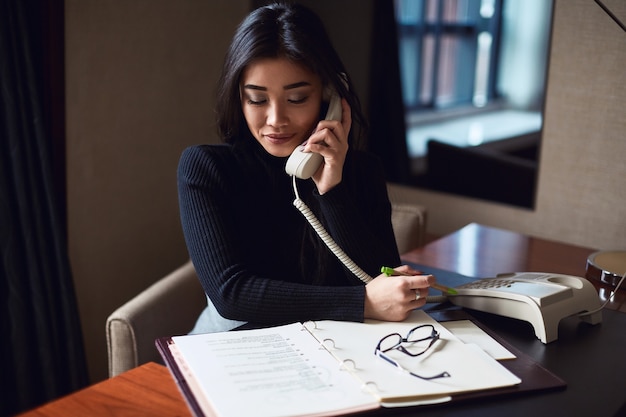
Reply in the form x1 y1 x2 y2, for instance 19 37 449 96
19 223 626 417
18 362 192 417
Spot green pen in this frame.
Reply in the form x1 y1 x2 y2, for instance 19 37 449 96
381 266 398 277
380 266 458 295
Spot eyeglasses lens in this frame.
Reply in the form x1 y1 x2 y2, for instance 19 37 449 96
378 333 402 352
407 325 436 342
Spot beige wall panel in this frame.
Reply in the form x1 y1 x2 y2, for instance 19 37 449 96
66 0 249 382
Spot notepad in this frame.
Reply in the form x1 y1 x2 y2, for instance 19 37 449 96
158 310 522 417
441 320 516 360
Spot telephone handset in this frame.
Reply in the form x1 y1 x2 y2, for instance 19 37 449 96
448 272 603 343
284 85 342 179
285 78 373 284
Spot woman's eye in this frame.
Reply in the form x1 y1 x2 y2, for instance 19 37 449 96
244 93 308 106
288 96 308 104
247 97 266 105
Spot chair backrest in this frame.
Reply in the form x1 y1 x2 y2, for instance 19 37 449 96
425 139 537 207
105 260 204 377
106 188 427 377
387 182 427 252
390 202 426 253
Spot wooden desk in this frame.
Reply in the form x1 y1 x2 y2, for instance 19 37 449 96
18 362 192 417
19 223 626 417
401 223 625 312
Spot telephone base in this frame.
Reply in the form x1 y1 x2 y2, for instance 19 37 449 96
579 310 603 325
449 272 603 343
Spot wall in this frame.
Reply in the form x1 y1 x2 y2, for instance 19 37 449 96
65 0 625 383
65 0 249 382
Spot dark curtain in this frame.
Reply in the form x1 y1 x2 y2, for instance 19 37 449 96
367 0 411 183
0 0 88 415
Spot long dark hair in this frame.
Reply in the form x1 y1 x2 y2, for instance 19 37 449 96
216 2 367 150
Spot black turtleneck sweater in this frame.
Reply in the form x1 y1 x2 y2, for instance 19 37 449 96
177 139 400 328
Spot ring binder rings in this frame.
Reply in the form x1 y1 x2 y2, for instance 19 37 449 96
320 338 336 350
156 309 565 417
340 359 356 371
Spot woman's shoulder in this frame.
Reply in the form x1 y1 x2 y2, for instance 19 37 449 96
339 149 389 196
180 143 233 161
179 143 238 168
350 148 382 163
346 149 385 175
178 144 241 183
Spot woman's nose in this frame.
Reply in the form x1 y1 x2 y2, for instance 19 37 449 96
266 102 288 127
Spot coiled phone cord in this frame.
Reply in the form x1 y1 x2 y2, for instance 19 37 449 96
291 175 373 284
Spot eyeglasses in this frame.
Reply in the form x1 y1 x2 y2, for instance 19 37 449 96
375 324 451 380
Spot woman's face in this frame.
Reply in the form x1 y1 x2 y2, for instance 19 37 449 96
240 58 323 157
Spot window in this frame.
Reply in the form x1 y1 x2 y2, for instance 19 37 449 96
394 0 553 208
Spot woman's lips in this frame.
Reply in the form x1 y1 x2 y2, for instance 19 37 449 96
264 133 296 145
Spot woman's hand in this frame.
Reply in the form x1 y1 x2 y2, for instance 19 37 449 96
305 98 351 194
364 267 435 321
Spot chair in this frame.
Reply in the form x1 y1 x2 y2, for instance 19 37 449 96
424 139 538 208
387 182 427 252
106 185 427 377
105 261 205 378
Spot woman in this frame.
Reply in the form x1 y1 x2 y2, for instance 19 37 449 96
178 2 433 334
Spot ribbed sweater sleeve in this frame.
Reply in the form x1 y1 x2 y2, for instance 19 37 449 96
177 143 399 326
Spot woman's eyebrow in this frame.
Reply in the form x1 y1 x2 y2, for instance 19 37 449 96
283 81 311 90
242 84 266 91
242 81 312 91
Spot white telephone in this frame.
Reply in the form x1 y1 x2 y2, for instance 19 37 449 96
284 84 342 179
447 272 603 343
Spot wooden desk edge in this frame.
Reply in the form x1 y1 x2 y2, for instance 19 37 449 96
17 362 192 417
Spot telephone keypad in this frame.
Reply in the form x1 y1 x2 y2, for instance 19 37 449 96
456 277 574 307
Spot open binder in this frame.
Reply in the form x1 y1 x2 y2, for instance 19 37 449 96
156 310 565 417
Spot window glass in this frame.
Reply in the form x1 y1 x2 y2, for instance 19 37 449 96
395 0 553 208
